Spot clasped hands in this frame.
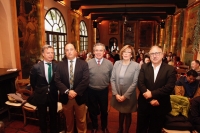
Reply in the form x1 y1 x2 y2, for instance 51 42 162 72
116 94 126 102
68 90 77 99
143 89 159 106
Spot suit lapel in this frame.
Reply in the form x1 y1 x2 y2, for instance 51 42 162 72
74 58 79 82
154 62 165 84
40 61 48 83
40 61 45 77
64 59 70 82
50 61 56 83
148 63 155 85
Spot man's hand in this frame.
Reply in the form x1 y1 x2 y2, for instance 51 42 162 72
143 89 152 99
68 90 77 99
150 99 159 106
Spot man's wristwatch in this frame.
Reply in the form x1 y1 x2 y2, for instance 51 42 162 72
65 89 70 94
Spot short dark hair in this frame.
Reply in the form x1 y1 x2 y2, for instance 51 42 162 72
187 69 198 77
194 60 200 65
65 43 76 50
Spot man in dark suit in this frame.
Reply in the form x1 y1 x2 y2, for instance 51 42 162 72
136 45 176 133
55 43 89 133
30 45 58 133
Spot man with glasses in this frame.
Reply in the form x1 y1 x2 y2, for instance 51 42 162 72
87 43 113 133
137 45 176 133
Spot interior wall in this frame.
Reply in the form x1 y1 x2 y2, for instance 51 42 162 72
98 20 157 53
98 20 121 50
0 1 16 68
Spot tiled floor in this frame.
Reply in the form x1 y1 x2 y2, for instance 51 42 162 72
0 88 137 133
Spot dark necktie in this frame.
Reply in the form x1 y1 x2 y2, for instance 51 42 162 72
69 61 74 89
46 63 52 83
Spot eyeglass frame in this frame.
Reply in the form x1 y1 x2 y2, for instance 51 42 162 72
149 52 162 57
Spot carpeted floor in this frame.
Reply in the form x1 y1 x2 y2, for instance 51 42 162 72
0 88 137 133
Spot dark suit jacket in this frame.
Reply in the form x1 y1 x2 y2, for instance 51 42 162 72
55 58 89 105
189 96 200 132
30 61 58 105
138 62 176 115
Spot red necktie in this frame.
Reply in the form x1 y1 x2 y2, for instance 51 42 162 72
97 60 100 65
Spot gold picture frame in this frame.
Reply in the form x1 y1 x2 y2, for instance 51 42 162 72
108 21 119 35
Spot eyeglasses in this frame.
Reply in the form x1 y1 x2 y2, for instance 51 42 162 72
149 52 162 57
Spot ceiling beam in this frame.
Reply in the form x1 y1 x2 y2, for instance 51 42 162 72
82 7 176 16
91 13 168 20
71 0 188 10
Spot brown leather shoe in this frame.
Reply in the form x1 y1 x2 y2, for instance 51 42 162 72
102 128 110 133
91 129 97 133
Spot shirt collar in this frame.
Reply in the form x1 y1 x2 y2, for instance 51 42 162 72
44 60 52 64
68 57 76 62
95 58 103 62
151 62 162 69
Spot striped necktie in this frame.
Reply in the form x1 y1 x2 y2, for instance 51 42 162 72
97 60 100 65
69 60 74 89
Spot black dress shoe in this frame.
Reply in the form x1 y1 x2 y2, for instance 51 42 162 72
91 129 97 133
102 128 110 133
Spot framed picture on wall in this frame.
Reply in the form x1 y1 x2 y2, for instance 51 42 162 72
108 21 119 34
139 21 154 47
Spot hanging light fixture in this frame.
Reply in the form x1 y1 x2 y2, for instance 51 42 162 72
124 15 127 25
122 4 128 25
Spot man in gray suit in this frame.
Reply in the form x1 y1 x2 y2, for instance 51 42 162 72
137 45 176 133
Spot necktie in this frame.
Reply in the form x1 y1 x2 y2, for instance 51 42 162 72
46 63 52 83
69 61 74 89
97 60 100 65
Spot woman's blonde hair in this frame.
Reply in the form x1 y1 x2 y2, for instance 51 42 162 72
119 45 135 60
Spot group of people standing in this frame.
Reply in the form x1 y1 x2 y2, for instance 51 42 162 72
29 43 176 133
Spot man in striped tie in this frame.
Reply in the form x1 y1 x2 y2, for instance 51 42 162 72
55 43 89 133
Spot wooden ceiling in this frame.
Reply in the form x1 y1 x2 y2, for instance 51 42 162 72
70 0 188 22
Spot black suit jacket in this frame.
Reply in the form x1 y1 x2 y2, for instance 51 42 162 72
30 61 58 105
138 62 176 115
55 58 89 105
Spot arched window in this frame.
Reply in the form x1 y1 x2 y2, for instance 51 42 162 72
45 8 67 61
80 21 88 51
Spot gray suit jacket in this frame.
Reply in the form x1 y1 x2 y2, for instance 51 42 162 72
110 60 140 113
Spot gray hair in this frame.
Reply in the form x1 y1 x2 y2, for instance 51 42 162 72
149 45 163 52
41 45 54 53
93 43 105 51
